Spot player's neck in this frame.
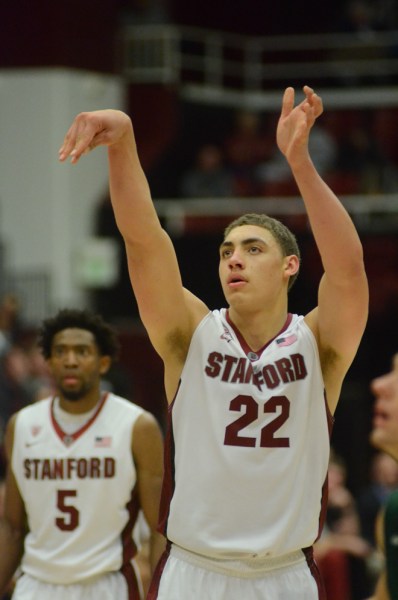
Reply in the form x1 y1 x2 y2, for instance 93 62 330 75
58 389 104 415
228 305 289 352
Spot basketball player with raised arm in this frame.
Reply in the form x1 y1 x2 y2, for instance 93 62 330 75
58 86 368 599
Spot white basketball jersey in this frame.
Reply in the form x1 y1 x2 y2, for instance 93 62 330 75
159 310 331 559
12 393 144 585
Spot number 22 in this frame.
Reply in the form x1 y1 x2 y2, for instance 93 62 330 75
224 394 290 448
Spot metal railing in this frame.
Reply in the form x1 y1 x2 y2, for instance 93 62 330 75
119 25 398 109
154 194 398 235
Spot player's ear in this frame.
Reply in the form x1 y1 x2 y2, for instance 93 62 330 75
284 254 300 277
99 355 111 375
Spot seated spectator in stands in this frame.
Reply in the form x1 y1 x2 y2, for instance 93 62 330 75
256 123 337 196
334 121 398 193
223 110 273 196
180 144 234 198
314 449 372 600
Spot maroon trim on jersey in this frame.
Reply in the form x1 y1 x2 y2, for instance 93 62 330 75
121 485 140 565
147 542 171 599
324 390 335 437
302 547 327 599
225 310 293 357
157 388 178 537
50 393 109 445
120 559 142 600
313 391 335 546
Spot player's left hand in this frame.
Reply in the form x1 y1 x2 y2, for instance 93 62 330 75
277 86 323 166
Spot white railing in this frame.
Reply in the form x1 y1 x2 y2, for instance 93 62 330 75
154 194 398 235
119 25 398 109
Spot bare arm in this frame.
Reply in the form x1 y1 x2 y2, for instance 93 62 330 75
59 112 208 389
132 411 166 573
277 86 368 412
0 415 26 595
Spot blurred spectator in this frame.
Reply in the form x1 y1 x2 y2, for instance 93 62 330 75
315 449 373 600
223 110 273 196
256 123 337 196
0 346 33 441
336 0 397 33
0 338 56 446
338 1 379 35
0 294 22 359
180 144 235 198
357 451 398 547
334 122 398 194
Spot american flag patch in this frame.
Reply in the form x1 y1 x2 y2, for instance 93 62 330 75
95 436 112 448
276 334 297 347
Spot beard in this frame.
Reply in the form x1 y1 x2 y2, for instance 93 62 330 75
59 381 91 401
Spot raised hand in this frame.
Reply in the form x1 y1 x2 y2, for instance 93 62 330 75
276 86 323 167
58 109 132 164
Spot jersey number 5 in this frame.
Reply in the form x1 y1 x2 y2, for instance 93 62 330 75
224 394 290 447
56 490 79 531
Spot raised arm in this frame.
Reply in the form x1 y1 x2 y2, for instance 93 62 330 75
0 416 26 596
277 87 368 411
59 112 208 387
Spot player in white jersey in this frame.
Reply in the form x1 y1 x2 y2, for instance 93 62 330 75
0 309 165 600
59 85 368 599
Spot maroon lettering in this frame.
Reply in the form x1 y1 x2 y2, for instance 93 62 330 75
231 357 248 383
262 364 280 389
205 351 308 391
24 459 31 478
67 459 76 478
275 357 295 383
77 459 87 478
91 457 101 478
204 352 223 377
22 457 116 480
221 355 238 381
41 459 52 479
291 353 307 379
53 459 64 479
104 457 115 477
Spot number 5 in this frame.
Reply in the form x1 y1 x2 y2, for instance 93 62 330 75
56 490 79 531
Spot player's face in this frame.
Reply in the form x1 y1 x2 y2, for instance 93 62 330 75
370 354 398 460
48 328 109 401
219 224 297 310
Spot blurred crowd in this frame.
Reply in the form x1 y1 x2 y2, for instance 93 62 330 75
177 106 398 201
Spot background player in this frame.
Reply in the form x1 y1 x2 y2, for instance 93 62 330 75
0 308 165 600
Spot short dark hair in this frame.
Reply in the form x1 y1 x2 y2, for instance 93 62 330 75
37 308 120 360
224 213 301 291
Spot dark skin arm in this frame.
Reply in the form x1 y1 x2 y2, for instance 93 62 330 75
132 411 166 573
0 415 26 595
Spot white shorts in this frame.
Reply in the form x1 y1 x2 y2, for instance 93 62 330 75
148 545 325 600
12 570 139 600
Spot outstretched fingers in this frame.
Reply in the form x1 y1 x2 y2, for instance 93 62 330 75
303 85 323 118
280 87 295 119
59 113 102 164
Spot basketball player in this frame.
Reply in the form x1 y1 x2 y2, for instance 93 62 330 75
58 86 368 599
368 353 398 599
0 309 165 600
